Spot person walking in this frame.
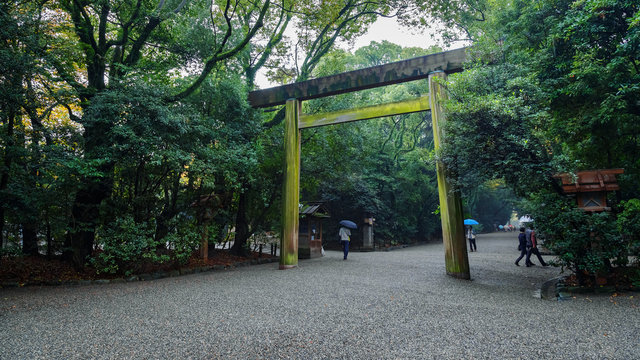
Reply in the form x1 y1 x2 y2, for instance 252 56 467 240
339 226 351 260
467 226 477 252
525 225 548 267
515 227 531 266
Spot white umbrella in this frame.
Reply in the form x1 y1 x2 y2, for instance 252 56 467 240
518 215 533 223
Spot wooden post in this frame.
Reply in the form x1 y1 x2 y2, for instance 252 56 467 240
280 98 300 269
428 72 470 280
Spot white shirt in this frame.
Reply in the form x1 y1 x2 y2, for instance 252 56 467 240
339 227 351 241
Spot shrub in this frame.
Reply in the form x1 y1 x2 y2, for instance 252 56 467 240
162 216 201 265
91 216 169 276
617 199 640 259
523 192 627 285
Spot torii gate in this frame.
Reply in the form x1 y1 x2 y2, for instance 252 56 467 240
248 47 471 279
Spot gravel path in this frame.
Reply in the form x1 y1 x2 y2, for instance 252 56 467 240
1 232 638 359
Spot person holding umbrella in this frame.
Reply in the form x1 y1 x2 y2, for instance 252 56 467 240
339 220 356 260
464 219 479 252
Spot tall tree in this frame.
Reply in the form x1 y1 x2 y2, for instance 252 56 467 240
0 0 33 253
0 0 66 255
229 0 294 256
436 0 639 283
39 0 272 267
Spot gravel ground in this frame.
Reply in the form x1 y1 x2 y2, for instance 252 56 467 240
1 232 638 359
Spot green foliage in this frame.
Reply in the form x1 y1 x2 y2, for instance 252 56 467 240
0 246 23 259
1 0 426 269
91 215 199 276
497 0 640 193
443 65 556 197
156 216 202 264
399 0 490 45
438 0 639 284
68 73 263 265
189 76 278 250
617 199 640 257
0 0 72 253
464 181 517 230
523 192 626 277
266 0 401 85
352 41 442 67
300 45 443 244
91 216 157 275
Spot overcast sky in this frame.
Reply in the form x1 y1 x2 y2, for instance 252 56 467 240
350 16 440 50
255 17 453 88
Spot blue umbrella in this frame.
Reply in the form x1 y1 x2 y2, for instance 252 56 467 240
464 219 479 225
339 220 357 229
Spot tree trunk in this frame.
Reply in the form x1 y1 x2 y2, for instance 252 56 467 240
63 91 115 269
21 223 38 255
64 176 112 269
231 189 250 257
199 225 209 260
0 109 16 256
154 175 180 249
46 220 52 258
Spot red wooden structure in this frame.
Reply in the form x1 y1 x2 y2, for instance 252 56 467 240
554 169 624 212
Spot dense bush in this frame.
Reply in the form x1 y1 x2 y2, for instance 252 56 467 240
523 192 636 285
91 215 200 276
617 199 640 259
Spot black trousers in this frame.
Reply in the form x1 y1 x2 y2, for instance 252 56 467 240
515 248 529 265
525 246 547 266
468 238 477 251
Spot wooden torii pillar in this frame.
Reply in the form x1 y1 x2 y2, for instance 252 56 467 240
280 99 301 269
429 71 469 279
249 48 470 279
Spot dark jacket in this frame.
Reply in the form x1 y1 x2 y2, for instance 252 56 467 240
518 233 526 250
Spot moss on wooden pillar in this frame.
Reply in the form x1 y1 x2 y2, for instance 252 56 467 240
280 98 300 269
428 72 470 280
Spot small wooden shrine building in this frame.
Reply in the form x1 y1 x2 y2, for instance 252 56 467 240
298 202 330 259
554 169 624 212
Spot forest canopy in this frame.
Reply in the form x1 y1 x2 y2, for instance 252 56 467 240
1 0 638 286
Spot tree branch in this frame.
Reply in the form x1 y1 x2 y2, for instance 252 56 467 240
70 0 99 52
98 2 110 52
106 0 142 48
252 9 291 73
62 103 82 123
46 55 88 102
123 16 162 66
167 0 271 101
